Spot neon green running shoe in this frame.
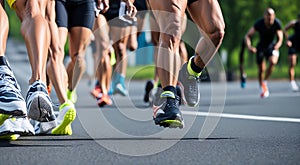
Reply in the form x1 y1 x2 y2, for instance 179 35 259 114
52 101 76 135
0 114 10 126
67 89 77 104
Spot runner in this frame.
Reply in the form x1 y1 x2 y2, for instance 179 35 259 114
245 8 283 98
148 0 225 128
105 0 137 97
283 13 300 92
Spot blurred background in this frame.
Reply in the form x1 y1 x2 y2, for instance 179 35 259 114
4 0 300 81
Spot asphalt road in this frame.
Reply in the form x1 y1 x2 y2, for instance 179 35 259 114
1 39 300 165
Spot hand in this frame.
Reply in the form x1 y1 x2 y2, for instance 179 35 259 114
123 0 137 18
97 0 109 13
286 40 292 47
248 46 257 54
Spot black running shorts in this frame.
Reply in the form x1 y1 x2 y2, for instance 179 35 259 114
55 0 95 30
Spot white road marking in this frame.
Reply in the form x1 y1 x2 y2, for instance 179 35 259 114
182 111 300 123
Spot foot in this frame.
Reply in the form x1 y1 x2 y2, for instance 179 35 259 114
290 81 299 92
0 64 27 116
0 117 35 137
241 74 247 89
143 80 154 103
260 81 270 98
52 101 76 135
90 85 102 99
153 91 184 128
178 61 201 107
26 80 56 122
114 83 128 96
97 94 112 107
67 89 77 104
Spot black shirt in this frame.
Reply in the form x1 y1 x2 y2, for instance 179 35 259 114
254 18 282 48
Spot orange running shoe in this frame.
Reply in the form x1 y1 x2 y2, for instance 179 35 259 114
260 82 269 98
97 94 112 107
90 86 102 99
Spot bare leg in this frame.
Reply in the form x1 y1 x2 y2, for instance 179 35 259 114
67 27 92 91
289 54 297 81
0 4 8 56
264 55 278 81
93 15 111 95
15 0 50 84
148 0 186 88
187 0 225 68
46 0 68 104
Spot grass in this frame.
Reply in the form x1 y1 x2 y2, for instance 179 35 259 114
126 65 155 80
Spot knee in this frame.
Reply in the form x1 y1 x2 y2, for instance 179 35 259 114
209 28 225 47
160 34 181 51
115 42 126 57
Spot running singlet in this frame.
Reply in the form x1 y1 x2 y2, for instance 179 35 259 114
254 18 282 48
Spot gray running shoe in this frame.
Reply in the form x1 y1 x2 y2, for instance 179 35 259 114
26 80 56 122
178 62 200 107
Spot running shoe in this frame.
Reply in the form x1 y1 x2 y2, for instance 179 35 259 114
26 80 56 122
0 114 10 126
47 84 52 96
67 89 77 103
52 101 76 135
260 81 270 98
153 91 184 128
0 117 35 136
290 80 299 92
90 85 102 99
143 80 154 103
241 74 247 89
115 83 128 96
97 94 112 107
149 85 163 106
178 61 201 107
0 134 19 141
0 63 27 116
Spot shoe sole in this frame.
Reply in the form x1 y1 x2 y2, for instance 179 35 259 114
156 119 184 129
0 134 20 141
28 94 53 121
51 108 76 135
154 116 184 129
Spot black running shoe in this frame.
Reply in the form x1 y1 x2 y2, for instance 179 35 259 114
143 80 154 103
153 91 184 128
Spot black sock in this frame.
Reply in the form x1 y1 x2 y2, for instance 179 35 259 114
0 56 8 66
190 56 203 73
163 86 177 95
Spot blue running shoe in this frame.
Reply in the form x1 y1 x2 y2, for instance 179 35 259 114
241 74 247 89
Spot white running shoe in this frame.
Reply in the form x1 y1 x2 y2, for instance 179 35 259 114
0 63 27 116
0 117 35 136
290 81 299 92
